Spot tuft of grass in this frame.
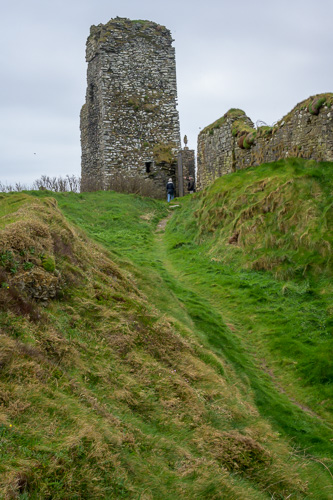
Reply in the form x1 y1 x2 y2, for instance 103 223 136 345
201 109 247 136
280 92 333 124
309 96 327 115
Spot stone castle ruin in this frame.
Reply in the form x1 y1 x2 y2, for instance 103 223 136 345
81 18 332 197
80 17 194 197
197 94 333 190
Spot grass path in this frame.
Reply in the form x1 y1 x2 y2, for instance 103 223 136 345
156 217 325 421
52 190 332 459
38 189 332 495
151 207 333 468
155 216 317 418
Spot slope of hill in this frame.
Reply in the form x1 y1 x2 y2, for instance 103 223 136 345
191 158 333 280
0 160 332 498
164 159 333 404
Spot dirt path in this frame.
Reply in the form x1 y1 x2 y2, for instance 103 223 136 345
156 209 177 232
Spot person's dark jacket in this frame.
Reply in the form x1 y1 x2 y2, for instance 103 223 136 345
187 179 195 192
166 181 175 194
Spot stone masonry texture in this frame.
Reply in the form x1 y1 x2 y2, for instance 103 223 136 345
197 94 333 191
80 17 181 197
177 148 195 196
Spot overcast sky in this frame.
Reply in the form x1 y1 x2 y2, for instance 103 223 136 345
1 0 332 186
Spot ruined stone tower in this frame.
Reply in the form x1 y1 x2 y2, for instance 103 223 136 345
80 17 181 196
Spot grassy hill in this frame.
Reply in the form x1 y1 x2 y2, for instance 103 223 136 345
0 158 332 498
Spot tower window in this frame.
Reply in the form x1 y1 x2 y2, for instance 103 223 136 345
88 83 95 102
145 161 153 173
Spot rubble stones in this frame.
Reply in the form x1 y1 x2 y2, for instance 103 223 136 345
12 268 61 303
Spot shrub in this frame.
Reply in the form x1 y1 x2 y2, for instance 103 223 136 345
243 131 257 149
308 97 326 115
106 173 158 198
237 135 246 149
41 255 56 273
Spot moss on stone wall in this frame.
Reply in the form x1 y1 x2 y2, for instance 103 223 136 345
202 109 246 135
231 119 254 138
308 97 326 116
276 93 333 126
197 93 333 191
88 18 169 49
257 126 273 138
153 142 177 165
243 131 257 149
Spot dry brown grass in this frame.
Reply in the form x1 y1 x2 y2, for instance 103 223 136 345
0 192 312 498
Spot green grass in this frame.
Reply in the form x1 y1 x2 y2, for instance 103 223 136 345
0 194 282 498
1 159 333 498
37 162 333 494
32 190 169 263
163 159 333 408
193 158 333 279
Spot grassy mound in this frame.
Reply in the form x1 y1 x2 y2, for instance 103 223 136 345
192 158 333 280
0 184 332 498
0 193 306 498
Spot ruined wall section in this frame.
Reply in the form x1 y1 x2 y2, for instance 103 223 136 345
80 55 105 188
177 148 195 196
197 94 333 191
180 148 195 180
80 18 181 195
197 111 253 190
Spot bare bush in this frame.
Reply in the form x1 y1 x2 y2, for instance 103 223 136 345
1 172 159 197
80 177 104 193
81 173 158 197
66 175 80 193
0 182 10 192
15 182 29 191
32 175 81 193
0 181 27 193
105 173 158 198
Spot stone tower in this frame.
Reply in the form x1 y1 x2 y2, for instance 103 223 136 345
80 17 181 196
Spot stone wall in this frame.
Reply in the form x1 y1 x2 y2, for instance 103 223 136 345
197 94 333 191
177 148 195 196
80 17 181 197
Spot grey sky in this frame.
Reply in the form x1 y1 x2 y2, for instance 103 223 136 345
1 0 332 186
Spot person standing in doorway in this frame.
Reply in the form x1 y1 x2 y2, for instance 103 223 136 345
166 178 175 202
187 176 195 194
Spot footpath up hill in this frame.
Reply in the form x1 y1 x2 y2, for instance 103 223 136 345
0 158 332 498
164 158 333 427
